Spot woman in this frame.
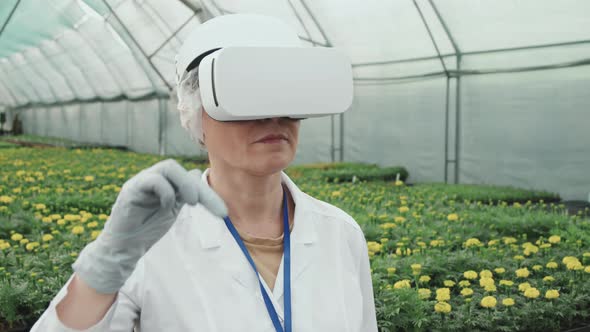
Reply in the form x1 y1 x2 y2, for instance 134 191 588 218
31 14 377 332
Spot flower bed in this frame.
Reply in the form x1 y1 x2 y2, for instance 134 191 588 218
0 146 588 331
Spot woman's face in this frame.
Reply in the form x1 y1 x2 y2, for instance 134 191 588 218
201 109 300 175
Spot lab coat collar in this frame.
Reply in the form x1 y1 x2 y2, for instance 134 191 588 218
197 168 317 249
186 168 317 315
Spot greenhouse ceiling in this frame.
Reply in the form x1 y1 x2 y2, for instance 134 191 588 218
0 0 589 110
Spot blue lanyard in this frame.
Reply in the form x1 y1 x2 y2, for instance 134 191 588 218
223 187 292 332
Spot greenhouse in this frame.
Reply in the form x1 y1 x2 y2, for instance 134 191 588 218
0 0 589 331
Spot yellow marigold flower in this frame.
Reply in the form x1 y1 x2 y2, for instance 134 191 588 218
513 202 521 208
98 214 109 220
64 214 80 222
30 272 37 277
546 262 558 269
464 238 482 248
479 270 493 278
394 180 404 186
583 252 590 258
494 268 506 274
394 216 406 223
70 252 78 257
87 221 99 228
367 241 382 254
398 206 409 213
518 282 531 292
0 195 14 204
34 203 46 210
10 233 23 241
49 214 61 220
563 256 579 265
567 261 583 271
443 280 456 287
387 267 396 275
42 234 53 242
447 213 459 221
540 243 551 249
479 277 494 287
0 242 11 250
72 226 85 235
430 239 444 247
502 298 515 306
543 276 555 282
42 217 52 223
503 237 518 245
532 265 543 271
84 175 95 182
418 288 431 300
20 238 29 245
37 279 44 283
434 302 452 314
90 231 100 240
484 284 497 292
458 280 471 288
480 296 497 308
57 219 66 226
515 268 530 278
394 279 411 289
379 222 396 229
411 264 422 272
524 287 540 299
584 266 590 273
545 290 559 299
514 255 525 261
548 235 561 244
461 288 474 296
436 288 451 302
464 270 478 280
488 239 499 246
499 280 514 287
25 242 40 251
419 275 431 283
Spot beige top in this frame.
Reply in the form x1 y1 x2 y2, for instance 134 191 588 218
235 220 294 290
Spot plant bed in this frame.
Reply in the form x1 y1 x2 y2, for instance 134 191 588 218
0 147 588 331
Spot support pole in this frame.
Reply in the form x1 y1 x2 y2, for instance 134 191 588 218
444 76 450 183
454 55 462 184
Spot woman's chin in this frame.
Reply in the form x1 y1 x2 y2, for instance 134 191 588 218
249 155 293 175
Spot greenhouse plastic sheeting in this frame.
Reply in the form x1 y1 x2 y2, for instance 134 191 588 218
1 0 590 200
459 66 590 201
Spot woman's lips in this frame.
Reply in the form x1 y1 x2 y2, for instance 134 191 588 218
258 137 287 144
256 134 288 144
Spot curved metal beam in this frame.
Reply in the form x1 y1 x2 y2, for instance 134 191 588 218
101 0 172 91
413 0 449 76
0 0 21 40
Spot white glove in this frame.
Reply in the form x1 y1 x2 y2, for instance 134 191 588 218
72 159 227 294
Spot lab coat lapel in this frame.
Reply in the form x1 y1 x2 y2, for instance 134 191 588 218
196 208 261 293
272 173 318 303
196 169 319 308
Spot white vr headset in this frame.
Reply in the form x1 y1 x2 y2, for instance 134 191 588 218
175 14 353 122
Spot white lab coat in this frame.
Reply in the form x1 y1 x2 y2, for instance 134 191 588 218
31 169 378 332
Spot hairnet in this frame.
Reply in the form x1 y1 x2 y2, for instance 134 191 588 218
176 68 206 149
